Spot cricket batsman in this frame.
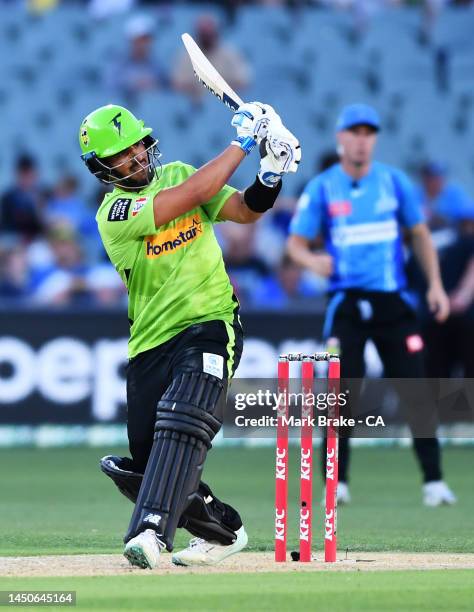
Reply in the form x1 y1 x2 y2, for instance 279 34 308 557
79 102 300 568
287 103 456 507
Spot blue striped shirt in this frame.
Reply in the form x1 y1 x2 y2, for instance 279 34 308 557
289 162 424 292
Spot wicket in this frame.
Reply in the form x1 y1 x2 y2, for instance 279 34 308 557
275 352 340 563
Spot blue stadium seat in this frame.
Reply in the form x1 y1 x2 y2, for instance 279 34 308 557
0 3 473 196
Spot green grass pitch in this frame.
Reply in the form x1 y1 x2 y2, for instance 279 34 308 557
1 571 474 611
0 446 473 610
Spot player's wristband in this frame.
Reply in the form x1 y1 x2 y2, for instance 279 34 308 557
231 136 257 155
244 174 282 213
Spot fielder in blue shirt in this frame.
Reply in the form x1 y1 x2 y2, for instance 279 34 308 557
288 104 456 507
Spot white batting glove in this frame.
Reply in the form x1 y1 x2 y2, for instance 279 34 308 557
231 102 276 155
257 120 302 186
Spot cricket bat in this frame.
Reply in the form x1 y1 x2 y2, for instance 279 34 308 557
181 32 244 111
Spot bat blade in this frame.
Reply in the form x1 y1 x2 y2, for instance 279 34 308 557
181 32 244 111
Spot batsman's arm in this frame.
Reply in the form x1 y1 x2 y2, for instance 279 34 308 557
153 146 245 227
152 101 270 227
218 176 282 224
218 191 262 224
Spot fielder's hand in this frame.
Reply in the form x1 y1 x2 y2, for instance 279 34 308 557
231 102 275 155
258 120 301 187
427 282 450 322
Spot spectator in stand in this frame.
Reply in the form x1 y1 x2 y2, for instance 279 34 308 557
419 0 449 45
318 0 402 40
0 239 30 301
219 223 270 306
0 154 45 240
108 15 169 105
88 0 135 20
416 161 473 229
28 0 59 14
172 14 251 104
26 222 126 307
44 174 101 263
252 194 295 269
251 254 322 309
31 225 94 306
87 262 128 306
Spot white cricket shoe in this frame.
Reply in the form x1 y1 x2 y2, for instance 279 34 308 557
124 529 165 569
423 481 457 507
172 526 248 567
322 482 351 505
336 482 351 504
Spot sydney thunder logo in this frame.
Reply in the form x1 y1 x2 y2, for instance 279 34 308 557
110 112 122 135
145 215 203 258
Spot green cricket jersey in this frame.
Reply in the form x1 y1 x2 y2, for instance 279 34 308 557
96 161 238 358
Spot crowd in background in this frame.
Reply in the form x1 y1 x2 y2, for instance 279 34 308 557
106 12 252 106
14 1 474 38
0 2 473 369
1 146 473 322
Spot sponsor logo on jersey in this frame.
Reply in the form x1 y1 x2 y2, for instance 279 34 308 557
375 195 398 213
329 200 352 217
132 196 148 217
107 198 132 222
331 219 398 247
145 214 203 258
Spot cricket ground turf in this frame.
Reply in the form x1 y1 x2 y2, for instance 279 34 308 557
0 446 473 610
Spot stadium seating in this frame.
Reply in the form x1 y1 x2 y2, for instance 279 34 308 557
0 4 472 195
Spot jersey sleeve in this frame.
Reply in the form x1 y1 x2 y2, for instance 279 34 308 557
97 193 157 272
99 194 157 241
172 161 237 223
289 177 324 240
392 169 425 228
204 183 237 223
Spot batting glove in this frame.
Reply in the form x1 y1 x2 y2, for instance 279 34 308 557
257 120 301 186
231 102 276 155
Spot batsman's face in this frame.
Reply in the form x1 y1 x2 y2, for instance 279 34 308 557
337 125 377 167
105 141 149 184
